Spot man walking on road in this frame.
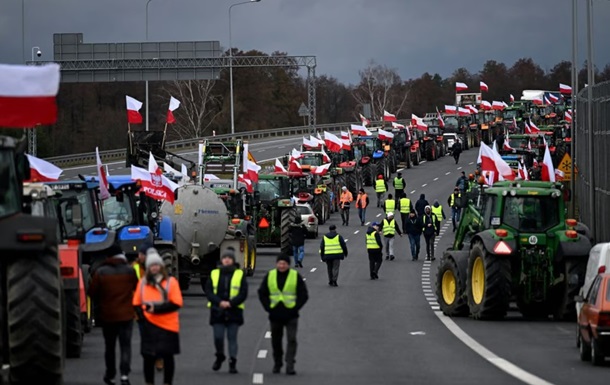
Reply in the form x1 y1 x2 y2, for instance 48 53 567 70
452 140 462 164
383 193 396 215
415 193 429 218
398 195 414 231
366 222 384 279
422 206 439 261
340 186 353 226
393 172 406 200
319 224 348 287
89 243 138 385
431 200 446 227
403 211 423 261
456 171 467 194
356 188 369 226
375 174 387 207
447 187 462 232
258 254 309 375
380 212 402 261
289 217 308 268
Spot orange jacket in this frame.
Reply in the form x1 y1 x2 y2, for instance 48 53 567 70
356 193 368 209
133 276 183 333
340 191 353 208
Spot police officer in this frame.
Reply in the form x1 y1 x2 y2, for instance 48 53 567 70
393 172 406 200
366 222 383 279
319 225 348 287
383 193 396 215
375 175 387 207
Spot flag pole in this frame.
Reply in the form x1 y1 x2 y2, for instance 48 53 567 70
127 122 132 165
162 122 168 148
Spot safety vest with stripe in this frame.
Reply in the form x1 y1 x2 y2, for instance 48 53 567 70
133 276 182 333
375 179 387 193
323 235 343 256
382 219 396 236
399 198 411 213
207 268 245 309
366 232 381 249
394 177 404 190
268 269 298 309
431 206 443 229
449 193 461 207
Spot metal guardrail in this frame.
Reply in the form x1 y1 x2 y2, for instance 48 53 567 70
45 120 405 167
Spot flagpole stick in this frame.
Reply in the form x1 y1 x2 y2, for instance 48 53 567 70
162 122 168 148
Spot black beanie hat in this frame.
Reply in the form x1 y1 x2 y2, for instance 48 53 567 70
276 254 291 264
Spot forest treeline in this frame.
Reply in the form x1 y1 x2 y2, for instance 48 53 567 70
31 49 610 157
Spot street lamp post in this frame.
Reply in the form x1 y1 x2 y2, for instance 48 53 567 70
144 0 153 132
569 0 577 217
229 0 261 136
586 0 595 239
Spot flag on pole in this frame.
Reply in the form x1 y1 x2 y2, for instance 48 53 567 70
559 83 572 94
383 110 397 122
480 81 489 92
275 158 287 173
540 138 556 182
126 96 143 124
166 96 181 124
445 105 457 114
24 154 63 182
96 147 110 200
131 165 180 203
359 113 370 126
510 94 515 103
456 82 468 92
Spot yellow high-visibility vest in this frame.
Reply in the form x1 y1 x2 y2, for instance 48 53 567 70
382 219 396 236
393 177 404 190
385 199 396 214
268 269 297 309
207 269 245 309
399 198 411 213
366 232 381 249
375 179 387 193
323 235 343 255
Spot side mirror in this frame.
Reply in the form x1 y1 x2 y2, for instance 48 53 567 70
574 295 585 303
69 202 83 228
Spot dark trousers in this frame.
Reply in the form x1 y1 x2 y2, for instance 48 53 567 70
454 153 460 164
400 213 409 232
143 354 175 384
271 319 298 368
368 253 383 277
340 207 350 225
376 192 385 207
213 323 240 358
325 259 341 283
102 320 133 378
408 233 421 259
424 234 435 258
395 190 405 200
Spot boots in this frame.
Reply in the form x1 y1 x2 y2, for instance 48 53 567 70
212 353 226 371
229 357 238 374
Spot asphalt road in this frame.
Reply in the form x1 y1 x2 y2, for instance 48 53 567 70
64 146 609 385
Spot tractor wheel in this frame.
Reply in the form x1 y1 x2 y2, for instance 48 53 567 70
280 208 297 256
6 254 63 385
413 150 420 166
552 258 587 321
313 194 325 224
436 255 469 317
467 242 511 320
322 191 331 221
65 288 83 358
425 143 435 161
362 163 373 186
158 246 179 278
346 172 358 196
389 150 397 173
405 149 412 169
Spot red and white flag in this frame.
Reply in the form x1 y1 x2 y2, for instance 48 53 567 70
0 63 60 127
559 83 572 94
126 95 143 124
312 163 331 176
131 166 180 203
477 142 515 183
383 110 397 122
412 114 428 131
351 124 371 136
148 152 160 174
527 119 541 134
540 138 555 182
565 110 573 123
532 96 543 106
359 113 370 126
458 107 471 116
480 81 489 92
340 131 352 150
544 96 552 106
96 147 110 200
25 154 62 182
320 147 331 163
291 148 303 160
378 129 394 141
510 94 515 103
245 159 261 183
437 111 445 128
288 158 302 173
392 122 405 129
166 96 181 124
324 131 343 153
275 158 287 173
309 135 323 148
466 105 478 114
492 101 505 111
238 174 253 193
503 139 514 151
456 82 468 92
445 105 457 114
555 169 565 181
203 173 220 181
548 93 559 103
303 136 317 148
518 161 529 180
480 100 492 110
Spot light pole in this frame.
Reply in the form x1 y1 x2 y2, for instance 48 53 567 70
144 0 153 131
586 0 595 239
569 0 577 217
229 0 261 135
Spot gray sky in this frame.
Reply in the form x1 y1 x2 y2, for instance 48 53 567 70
1 0 609 84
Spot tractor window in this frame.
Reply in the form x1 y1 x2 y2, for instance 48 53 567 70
504 110 518 120
103 195 134 230
257 179 282 202
508 137 530 150
0 154 20 217
444 116 458 128
300 156 321 167
502 196 560 232
57 190 97 236
480 195 496 229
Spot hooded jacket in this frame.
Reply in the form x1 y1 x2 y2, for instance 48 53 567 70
404 214 423 236
289 221 308 247
89 255 139 323
319 231 348 261
415 194 429 217
422 207 439 237
205 264 248 325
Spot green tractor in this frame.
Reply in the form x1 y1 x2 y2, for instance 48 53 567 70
435 181 591 321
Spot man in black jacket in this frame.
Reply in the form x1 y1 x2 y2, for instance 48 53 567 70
319 224 348 286
415 193 429 217
403 211 423 261
366 222 383 279
205 249 248 374
258 254 309 375
422 206 440 261
289 217 308 268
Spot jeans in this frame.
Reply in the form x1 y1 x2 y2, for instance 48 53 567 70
271 319 298 368
424 234 435 259
213 323 240 359
376 192 385 207
358 207 367 225
292 245 304 264
451 207 461 229
144 354 175 384
384 237 395 257
102 320 134 378
340 207 350 225
325 259 341 283
408 233 421 259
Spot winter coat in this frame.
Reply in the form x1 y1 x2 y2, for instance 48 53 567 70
366 227 383 257
404 216 423 236
379 218 402 238
88 255 138 324
452 142 462 155
319 231 348 261
415 194 429 217
422 214 439 237
289 223 308 247
205 265 248 326
258 269 309 323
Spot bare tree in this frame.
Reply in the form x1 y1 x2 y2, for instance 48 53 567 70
352 60 409 120
160 80 223 139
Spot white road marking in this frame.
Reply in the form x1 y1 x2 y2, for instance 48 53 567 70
434 177 439 181
424 293 435 297
303 277 307 281
258 149 267 152
257 350 268 359
457 166 463 170
420 160 427 164
345 239 349 242
410 190 416 194
354 230 360 234
431 306 440 310
422 184 427 187
310 268 317 273
423 289 432 293
365 222 371 225
410 331 426 335
445 172 451 175
278 146 286 149
434 312 555 385
253 373 264 384
422 285 431 289
376 213 382 217
397 168 404 172
469 162 474 165
264 331 271 339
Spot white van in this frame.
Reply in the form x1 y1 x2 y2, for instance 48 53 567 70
576 242 610 317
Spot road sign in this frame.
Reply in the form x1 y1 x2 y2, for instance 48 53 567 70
298 102 309 117
558 153 578 181
248 151 256 163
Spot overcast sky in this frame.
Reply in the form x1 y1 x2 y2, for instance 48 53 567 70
1 0 609 84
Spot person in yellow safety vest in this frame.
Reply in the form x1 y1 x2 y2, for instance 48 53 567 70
383 193 396 215
318 224 348 287
393 172 406 200
422 206 439 261
258 254 309 375
205 249 248 374
366 222 384 279
375 175 388 208
398 196 414 232
447 187 462 232
379 212 402 261
431 200 446 234
339 186 353 226
356 188 369 226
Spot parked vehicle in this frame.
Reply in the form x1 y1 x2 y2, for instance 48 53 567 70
576 273 610 365
295 202 318 238
576 243 610 327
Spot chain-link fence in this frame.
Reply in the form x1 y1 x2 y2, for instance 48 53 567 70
575 80 610 243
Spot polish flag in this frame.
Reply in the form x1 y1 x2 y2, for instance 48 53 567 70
477 142 515 183
320 147 331 163
310 135 323 148
288 158 302 173
466 105 478 114
565 110 573 123
351 124 371 136
238 174 253 193
480 81 489 92
126 96 143 124
492 139 499 154
503 101 509 108
492 101 505 111
540 138 555 182
303 136 317 148
203 173 220 181
275 158 287 173
412 115 428 132
544 96 552 106
458 107 471 116
0 63 60 127
312 163 331 176
324 131 343 153
340 131 352 150
548 93 559 103
383 110 397 122
378 129 394 141
392 122 405 129
24 154 63 182
503 139 514 151
532 96 543 106
555 169 565 181
359 113 370 126
131 166 180 203
148 151 160 174
437 111 445 128
445 105 457 114
456 82 468 92
291 148 303 160
245 159 261 183
411 114 420 126
528 119 541 134
166 96 181 124
480 100 492 110
559 83 572 94
96 147 110 200
518 161 529 180
510 94 515 103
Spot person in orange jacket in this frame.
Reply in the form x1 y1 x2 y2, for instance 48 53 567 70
339 186 353 226
133 249 183 385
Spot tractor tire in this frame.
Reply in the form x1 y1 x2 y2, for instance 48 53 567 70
467 242 511 320
6 254 63 385
389 150 397 173
65 288 83 358
405 150 412 169
436 255 469 317
413 150 420 166
552 258 588 321
313 194 325 224
322 191 331 221
425 143 435 161
158 246 178 278
376 159 388 181
346 172 358 196
280 208 297 256
362 164 373 186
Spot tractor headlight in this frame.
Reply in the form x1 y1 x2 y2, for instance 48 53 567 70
510 190 517 196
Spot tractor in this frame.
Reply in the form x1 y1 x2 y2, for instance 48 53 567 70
353 134 390 183
435 180 591 321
